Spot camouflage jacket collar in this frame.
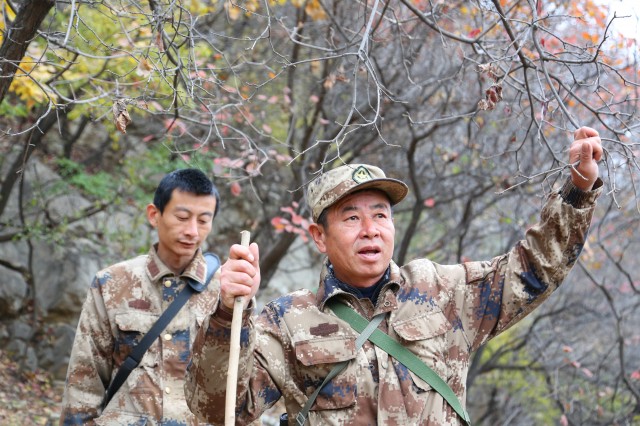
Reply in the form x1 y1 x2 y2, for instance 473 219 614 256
145 245 207 288
316 259 402 310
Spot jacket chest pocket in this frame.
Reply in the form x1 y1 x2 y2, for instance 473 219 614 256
293 336 358 411
114 311 160 367
391 310 452 391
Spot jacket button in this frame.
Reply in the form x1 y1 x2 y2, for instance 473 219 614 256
165 387 171 394
164 280 172 288
163 333 172 341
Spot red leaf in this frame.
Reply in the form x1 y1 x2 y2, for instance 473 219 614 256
230 182 242 196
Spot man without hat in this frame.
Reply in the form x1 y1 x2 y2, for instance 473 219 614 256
185 127 603 425
61 168 220 425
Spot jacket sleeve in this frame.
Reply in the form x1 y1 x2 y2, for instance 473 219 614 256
59 275 114 425
459 177 602 350
185 298 284 425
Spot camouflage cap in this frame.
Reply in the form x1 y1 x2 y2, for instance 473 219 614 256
307 164 409 222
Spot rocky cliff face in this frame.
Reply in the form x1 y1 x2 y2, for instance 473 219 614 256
0 158 149 380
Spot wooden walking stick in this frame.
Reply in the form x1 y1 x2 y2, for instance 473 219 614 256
225 230 250 426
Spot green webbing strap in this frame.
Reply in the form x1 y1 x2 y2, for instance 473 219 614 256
328 300 471 425
295 312 385 426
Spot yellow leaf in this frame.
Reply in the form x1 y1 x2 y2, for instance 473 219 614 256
185 0 209 15
226 1 241 20
247 0 259 13
0 1 16 40
306 0 327 20
8 55 53 108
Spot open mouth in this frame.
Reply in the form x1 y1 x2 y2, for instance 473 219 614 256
358 247 381 258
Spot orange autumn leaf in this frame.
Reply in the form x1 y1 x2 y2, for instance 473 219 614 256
581 32 599 44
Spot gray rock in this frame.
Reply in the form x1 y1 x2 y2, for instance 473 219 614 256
0 266 27 318
10 320 33 341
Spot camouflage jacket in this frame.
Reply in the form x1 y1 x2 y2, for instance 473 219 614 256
185 178 602 425
60 246 219 425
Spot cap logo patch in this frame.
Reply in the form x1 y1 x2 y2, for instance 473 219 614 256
352 166 373 184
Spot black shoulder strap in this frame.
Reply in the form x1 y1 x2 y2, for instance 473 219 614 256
101 252 220 410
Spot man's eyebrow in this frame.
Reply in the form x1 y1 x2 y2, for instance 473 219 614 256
340 205 359 213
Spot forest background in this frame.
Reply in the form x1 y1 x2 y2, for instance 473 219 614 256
0 0 639 424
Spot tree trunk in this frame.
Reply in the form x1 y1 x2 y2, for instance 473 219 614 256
0 0 55 103
0 106 60 219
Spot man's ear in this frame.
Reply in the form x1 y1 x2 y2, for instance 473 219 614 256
146 204 159 228
308 223 327 254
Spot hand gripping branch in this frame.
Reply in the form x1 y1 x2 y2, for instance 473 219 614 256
225 230 250 426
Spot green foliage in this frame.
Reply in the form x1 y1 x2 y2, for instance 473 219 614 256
56 143 183 205
0 99 29 118
56 158 119 199
475 323 562 424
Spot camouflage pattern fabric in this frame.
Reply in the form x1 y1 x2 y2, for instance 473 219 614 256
185 178 602 425
60 246 219 425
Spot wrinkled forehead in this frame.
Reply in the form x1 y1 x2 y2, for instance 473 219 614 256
329 188 392 213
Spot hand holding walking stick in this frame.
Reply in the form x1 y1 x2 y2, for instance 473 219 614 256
225 230 250 426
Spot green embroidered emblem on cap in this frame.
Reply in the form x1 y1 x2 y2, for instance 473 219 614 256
352 166 373 183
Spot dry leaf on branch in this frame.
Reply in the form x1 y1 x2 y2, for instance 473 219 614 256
478 83 503 111
113 99 132 134
477 63 500 81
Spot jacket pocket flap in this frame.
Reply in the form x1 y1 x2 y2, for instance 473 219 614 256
115 311 158 333
294 336 356 366
393 311 451 341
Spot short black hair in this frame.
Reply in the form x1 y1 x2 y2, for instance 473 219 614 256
317 208 329 228
153 168 220 217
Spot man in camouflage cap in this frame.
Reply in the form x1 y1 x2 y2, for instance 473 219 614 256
60 168 220 425
185 127 603 425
